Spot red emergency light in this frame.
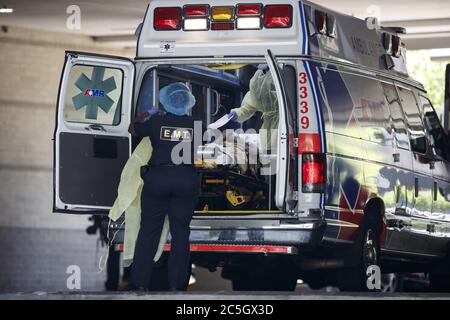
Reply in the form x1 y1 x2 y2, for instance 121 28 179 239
263 5 293 28
211 22 234 30
183 5 209 16
236 3 262 16
154 7 182 30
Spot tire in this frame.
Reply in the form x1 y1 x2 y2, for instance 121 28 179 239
429 258 450 293
337 217 381 292
225 260 298 291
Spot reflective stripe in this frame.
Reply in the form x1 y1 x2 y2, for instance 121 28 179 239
115 243 297 254
164 244 297 254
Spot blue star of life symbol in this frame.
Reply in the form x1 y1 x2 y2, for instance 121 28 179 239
72 67 117 120
164 43 171 51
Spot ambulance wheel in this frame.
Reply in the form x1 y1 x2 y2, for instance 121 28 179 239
337 217 381 292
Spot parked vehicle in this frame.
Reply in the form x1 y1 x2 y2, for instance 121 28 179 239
53 0 450 291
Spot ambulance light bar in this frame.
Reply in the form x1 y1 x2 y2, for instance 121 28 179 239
153 4 292 31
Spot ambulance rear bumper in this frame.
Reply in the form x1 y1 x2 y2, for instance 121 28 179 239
187 220 327 248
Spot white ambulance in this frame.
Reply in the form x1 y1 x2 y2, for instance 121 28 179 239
53 0 450 291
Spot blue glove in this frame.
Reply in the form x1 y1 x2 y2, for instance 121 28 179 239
228 112 238 122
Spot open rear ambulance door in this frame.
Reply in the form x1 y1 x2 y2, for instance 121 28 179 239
265 50 297 211
53 52 134 214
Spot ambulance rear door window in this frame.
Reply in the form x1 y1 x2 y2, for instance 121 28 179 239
64 65 123 126
136 70 155 115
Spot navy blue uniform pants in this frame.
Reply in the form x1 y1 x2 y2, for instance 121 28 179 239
130 166 199 290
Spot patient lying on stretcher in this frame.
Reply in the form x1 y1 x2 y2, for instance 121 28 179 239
195 130 270 211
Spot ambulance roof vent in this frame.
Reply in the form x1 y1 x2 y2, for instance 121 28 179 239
381 26 407 35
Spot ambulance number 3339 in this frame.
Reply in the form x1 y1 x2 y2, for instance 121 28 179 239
298 71 310 129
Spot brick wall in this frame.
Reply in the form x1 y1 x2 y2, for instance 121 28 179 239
0 26 134 229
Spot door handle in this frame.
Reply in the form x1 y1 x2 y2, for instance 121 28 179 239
393 153 400 163
429 161 435 170
86 124 106 132
414 177 419 198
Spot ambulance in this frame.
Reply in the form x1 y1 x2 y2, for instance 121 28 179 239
53 0 450 291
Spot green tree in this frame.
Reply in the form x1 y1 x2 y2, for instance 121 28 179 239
407 50 449 109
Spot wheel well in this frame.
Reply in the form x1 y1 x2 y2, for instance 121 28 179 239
363 197 385 229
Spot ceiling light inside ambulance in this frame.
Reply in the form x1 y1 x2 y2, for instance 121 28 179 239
211 7 234 21
154 7 182 30
183 5 209 17
236 17 261 30
263 5 292 28
184 18 209 31
236 4 262 16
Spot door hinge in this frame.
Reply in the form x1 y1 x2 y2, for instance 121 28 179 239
293 138 299 148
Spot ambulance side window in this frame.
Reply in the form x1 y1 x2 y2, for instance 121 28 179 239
421 96 449 161
64 65 123 126
191 83 208 123
157 75 174 109
397 87 427 154
382 83 409 150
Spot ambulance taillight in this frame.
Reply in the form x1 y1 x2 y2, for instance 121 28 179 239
154 7 182 30
302 154 325 193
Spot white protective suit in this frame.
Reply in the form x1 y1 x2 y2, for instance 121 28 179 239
108 137 169 267
231 69 279 152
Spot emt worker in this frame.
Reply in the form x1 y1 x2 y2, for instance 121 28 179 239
128 82 200 291
228 64 279 153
